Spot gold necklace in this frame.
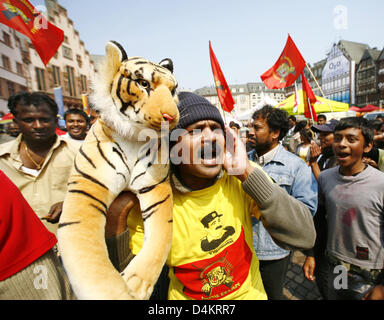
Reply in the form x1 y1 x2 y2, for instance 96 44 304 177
24 143 44 170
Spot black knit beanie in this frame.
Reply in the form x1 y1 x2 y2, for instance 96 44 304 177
175 91 225 130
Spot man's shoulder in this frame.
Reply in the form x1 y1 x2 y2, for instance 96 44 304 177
318 166 338 184
0 139 17 157
319 166 338 177
57 136 81 153
274 146 308 168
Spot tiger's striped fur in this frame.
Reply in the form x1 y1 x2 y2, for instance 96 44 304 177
57 41 178 300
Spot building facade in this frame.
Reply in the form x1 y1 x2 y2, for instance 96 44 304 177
195 82 285 120
0 24 28 113
30 0 96 110
378 49 384 107
0 0 96 115
355 48 381 107
322 40 370 105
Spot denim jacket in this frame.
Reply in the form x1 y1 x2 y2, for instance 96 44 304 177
252 145 318 260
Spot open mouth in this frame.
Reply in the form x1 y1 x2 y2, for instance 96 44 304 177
199 144 222 166
336 152 350 161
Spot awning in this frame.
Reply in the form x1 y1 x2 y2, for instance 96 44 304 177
274 90 349 115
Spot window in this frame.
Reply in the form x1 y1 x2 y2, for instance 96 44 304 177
52 65 61 86
35 67 46 91
2 55 11 71
62 45 73 60
66 66 76 96
7 81 15 97
76 54 82 68
16 63 23 76
2 31 11 47
80 74 87 92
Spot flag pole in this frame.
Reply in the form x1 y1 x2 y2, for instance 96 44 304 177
305 63 333 112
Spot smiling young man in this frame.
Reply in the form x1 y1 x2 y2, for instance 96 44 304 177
63 109 89 142
317 117 384 300
124 92 316 300
0 92 78 234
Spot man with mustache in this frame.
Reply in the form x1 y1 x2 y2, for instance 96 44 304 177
114 92 316 300
0 92 78 234
250 105 318 300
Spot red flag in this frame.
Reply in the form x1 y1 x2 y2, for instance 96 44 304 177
301 73 318 121
209 41 235 113
0 0 64 65
261 35 306 89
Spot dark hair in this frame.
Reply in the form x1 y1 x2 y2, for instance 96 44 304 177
229 121 240 130
8 92 58 118
334 117 374 146
299 128 312 143
293 120 308 134
64 108 90 124
252 105 289 140
317 114 326 121
288 115 297 122
367 119 383 131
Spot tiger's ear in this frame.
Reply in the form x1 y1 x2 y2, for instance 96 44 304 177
159 58 174 74
104 41 128 81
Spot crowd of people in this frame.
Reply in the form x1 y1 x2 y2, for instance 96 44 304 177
0 90 383 300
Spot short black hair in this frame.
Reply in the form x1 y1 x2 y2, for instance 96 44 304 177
288 115 297 122
252 105 289 140
299 128 312 142
8 92 58 118
367 119 383 131
64 108 90 124
317 114 326 121
334 117 373 146
293 120 308 134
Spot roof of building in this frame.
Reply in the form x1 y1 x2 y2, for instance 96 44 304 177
357 48 381 69
338 40 371 64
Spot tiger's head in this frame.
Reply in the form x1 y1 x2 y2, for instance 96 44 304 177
91 41 179 137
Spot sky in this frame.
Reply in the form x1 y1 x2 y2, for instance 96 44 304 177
31 0 384 91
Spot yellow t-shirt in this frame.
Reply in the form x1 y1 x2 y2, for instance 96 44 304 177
127 172 267 300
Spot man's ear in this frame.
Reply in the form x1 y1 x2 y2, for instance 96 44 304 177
363 141 373 154
272 129 280 141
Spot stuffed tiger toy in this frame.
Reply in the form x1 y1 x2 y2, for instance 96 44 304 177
57 41 179 300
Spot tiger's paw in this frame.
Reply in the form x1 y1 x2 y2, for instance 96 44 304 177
122 271 154 300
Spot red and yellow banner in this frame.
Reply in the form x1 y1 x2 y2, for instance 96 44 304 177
0 0 64 65
261 35 306 89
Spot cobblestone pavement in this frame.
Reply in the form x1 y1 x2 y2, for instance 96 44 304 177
283 251 323 300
